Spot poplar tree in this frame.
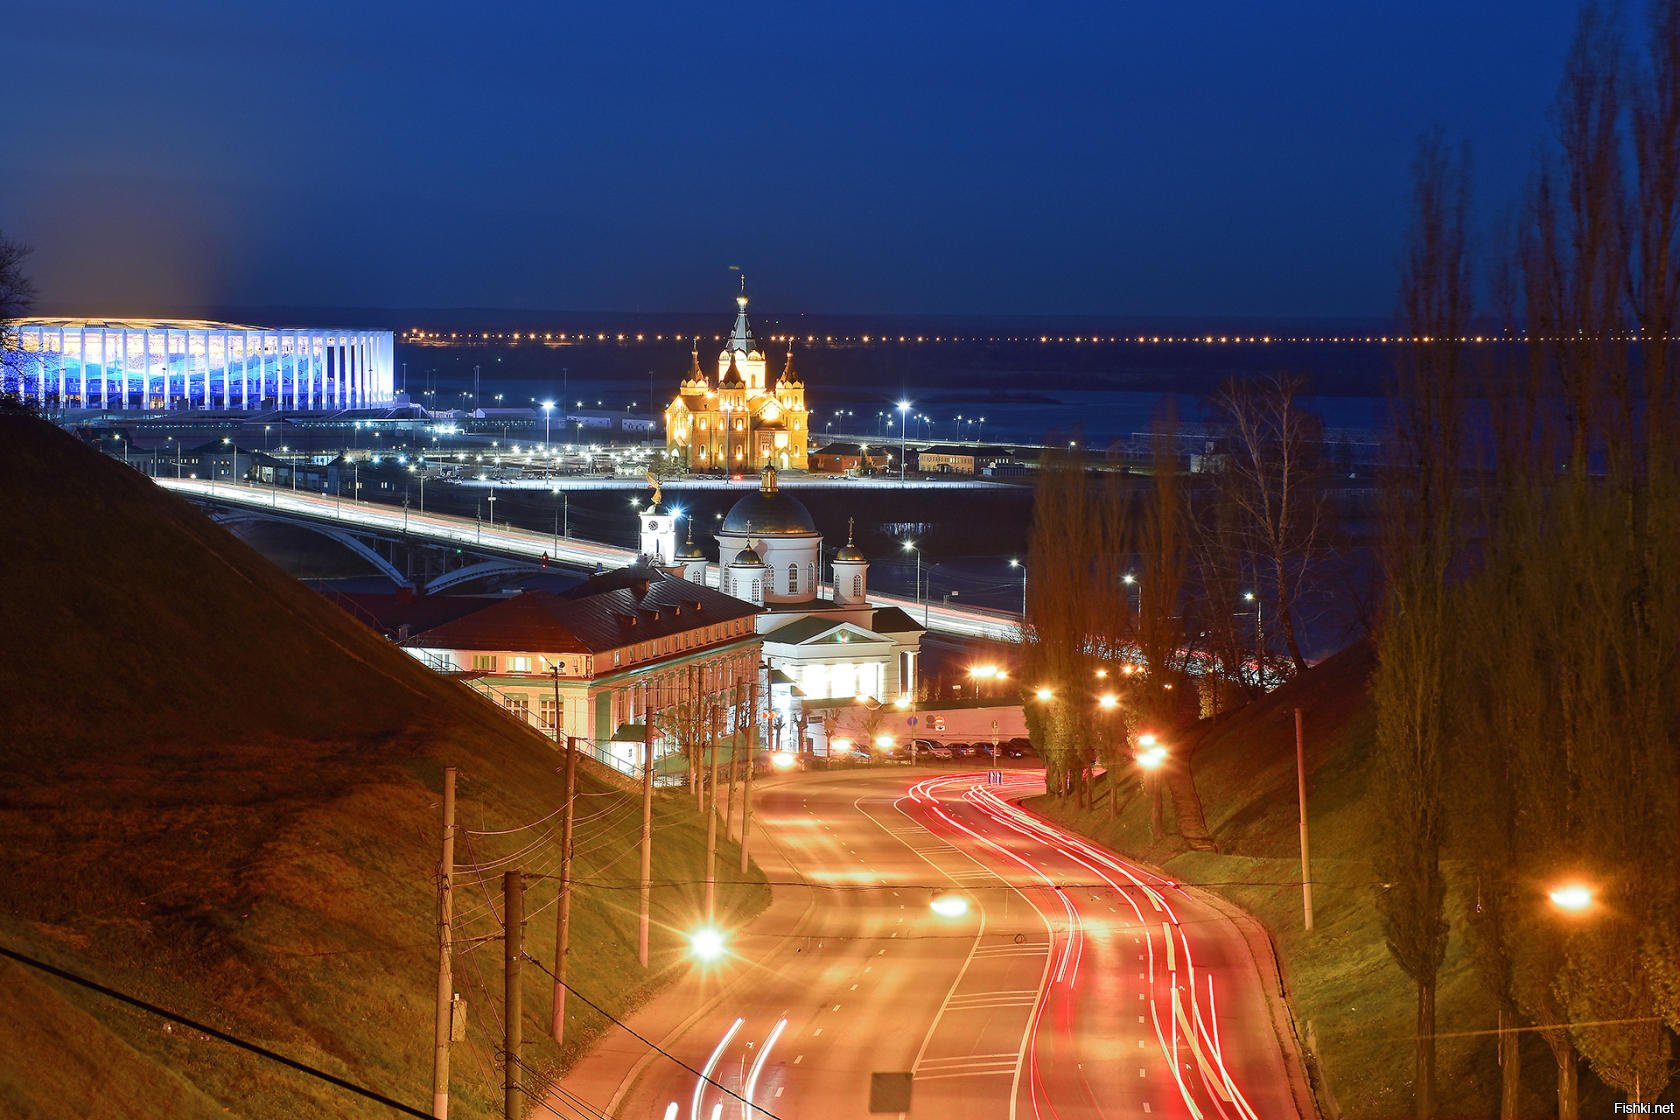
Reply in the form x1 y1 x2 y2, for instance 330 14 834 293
1372 133 1467 1120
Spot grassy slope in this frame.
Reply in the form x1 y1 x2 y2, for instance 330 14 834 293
0 416 767 1119
1027 645 1593 1120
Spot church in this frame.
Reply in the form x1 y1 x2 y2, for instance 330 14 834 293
638 465 923 751
664 284 809 472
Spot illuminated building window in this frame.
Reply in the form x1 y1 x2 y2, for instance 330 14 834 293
471 654 498 671
504 696 529 722
508 655 532 672
788 563 799 594
539 697 560 731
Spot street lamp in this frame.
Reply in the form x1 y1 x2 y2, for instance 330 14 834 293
902 540 924 625
897 399 911 482
688 927 727 962
1548 883 1595 913
1244 591 1264 686
541 400 555 474
1010 558 1026 614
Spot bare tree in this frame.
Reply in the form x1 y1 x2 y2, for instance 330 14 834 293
0 235 36 404
1205 372 1332 674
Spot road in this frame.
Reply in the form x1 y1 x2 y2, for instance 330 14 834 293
554 768 1312 1120
153 477 1024 641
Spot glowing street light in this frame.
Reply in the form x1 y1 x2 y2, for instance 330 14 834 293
874 734 896 751
1098 693 1119 709
770 750 797 771
689 927 727 962
1034 687 1055 702
1548 883 1594 913
830 737 853 755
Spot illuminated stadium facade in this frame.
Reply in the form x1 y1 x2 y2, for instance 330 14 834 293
5 319 395 412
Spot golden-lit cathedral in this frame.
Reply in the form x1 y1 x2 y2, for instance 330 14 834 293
665 284 808 473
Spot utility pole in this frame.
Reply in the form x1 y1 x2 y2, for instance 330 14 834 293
552 737 578 1045
639 682 655 968
503 869 523 1120
741 663 762 875
432 767 456 1120
724 676 741 844
1296 707 1313 931
706 690 720 924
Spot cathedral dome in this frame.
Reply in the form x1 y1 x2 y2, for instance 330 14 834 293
732 546 766 567
721 465 817 535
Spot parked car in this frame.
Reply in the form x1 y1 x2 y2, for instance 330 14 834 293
923 743 954 760
1002 737 1036 758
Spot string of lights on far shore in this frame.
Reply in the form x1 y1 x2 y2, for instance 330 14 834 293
401 328 1673 348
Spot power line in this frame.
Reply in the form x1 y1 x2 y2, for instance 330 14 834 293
522 952 788 1120
0 943 432 1119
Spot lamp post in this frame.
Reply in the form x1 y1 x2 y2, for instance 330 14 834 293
903 540 924 625
897 399 911 483
1010 558 1026 614
541 400 554 476
114 434 127 465
1244 590 1264 686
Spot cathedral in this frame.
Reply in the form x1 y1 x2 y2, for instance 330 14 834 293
664 284 809 472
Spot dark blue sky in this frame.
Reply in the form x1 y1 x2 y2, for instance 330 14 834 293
8 1 1603 319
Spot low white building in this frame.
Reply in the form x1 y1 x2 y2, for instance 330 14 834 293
401 565 763 775
638 464 924 751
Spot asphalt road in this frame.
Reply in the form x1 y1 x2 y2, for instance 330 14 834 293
553 768 1312 1120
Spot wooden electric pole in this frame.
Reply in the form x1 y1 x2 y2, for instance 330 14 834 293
706 694 720 923
639 681 655 968
551 737 578 1045
503 869 523 1120
724 676 741 844
432 767 456 1120
1295 707 1314 931
740 664 762 875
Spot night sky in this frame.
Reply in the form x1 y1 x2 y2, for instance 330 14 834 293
8 1 1608 319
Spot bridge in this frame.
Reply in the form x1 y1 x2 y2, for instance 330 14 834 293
157 477 1024 642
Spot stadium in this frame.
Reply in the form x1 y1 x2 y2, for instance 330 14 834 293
4 319 395 412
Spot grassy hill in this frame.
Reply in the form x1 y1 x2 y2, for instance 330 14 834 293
0 415 768 1119
1028 644 1620 1120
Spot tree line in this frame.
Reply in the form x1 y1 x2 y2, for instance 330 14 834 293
1374 2 1680 1115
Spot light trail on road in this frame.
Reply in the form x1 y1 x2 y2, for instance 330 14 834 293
896 772 1265 1120
559 769 1307 1120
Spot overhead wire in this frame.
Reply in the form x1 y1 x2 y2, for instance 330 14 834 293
0 943 432 1118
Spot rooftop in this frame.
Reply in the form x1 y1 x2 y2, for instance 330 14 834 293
403 565 761 654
